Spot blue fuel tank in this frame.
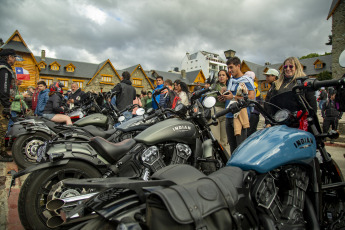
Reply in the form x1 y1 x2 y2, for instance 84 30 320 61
227 125 316 173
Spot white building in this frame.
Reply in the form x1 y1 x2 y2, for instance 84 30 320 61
181 51 227 79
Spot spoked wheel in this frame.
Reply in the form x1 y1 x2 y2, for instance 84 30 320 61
18 161 102 230
12 133 51 169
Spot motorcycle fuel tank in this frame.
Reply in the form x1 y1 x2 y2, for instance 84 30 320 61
73 113 108 128
134 118 197 145
227 125 316 173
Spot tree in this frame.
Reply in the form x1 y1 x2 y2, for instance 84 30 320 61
317 71 332 81
300 53 320 60
0 38 3 46
325 35 332 46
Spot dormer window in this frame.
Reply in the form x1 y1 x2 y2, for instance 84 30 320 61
50 61 61 71
51 65 59 71
39 61 46 69
313 59 324 69
65 63 76 72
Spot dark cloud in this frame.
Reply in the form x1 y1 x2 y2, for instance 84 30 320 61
0 0 332 71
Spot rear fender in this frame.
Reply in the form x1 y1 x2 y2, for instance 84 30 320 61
14 127 55 139
11 159 70 180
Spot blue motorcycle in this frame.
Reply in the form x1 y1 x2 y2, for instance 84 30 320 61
30 78 345 229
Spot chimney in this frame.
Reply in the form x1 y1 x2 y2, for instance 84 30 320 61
265 62 271 66
181 69 186 79
41 50 46 61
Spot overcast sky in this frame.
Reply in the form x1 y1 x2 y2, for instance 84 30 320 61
0 0 333 71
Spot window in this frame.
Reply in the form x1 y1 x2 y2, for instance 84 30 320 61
101 76 112 82
133 78 142 86
67 67 73 72
73 81 83 88
40 64 45 69
59 80 69 88
51 65 59 71
43 78 53 86
315 63 323 69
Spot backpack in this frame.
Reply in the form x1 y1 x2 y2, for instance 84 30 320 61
167 90 181 109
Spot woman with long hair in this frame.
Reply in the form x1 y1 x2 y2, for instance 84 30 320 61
174 80 190 106
42 82 72 125
265 57 317 128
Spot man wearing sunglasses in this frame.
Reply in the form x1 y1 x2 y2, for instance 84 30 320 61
0 49 18 162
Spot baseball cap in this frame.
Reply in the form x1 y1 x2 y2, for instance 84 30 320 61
0 49 17 57
264 69 279 77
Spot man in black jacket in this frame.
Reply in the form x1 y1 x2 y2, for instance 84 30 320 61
111 71 136 120
0 49 18 162
67 82 85 108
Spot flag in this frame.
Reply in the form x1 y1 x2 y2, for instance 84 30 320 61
15 67 30 80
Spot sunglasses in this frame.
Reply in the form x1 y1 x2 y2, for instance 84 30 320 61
284 65 294 69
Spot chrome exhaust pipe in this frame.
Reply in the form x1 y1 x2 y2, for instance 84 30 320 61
46 215 64 228
46 192 98 211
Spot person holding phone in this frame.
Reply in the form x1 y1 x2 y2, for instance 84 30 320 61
218 57 255 154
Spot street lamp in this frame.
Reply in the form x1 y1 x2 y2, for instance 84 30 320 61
224 50 236 60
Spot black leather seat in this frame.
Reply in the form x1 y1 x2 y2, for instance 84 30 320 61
89 136 137 164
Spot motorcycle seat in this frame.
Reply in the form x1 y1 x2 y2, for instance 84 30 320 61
89 136 136 164
80 125 116 139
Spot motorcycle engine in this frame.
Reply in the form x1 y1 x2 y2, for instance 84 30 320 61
253 166 309 229
140 143 192 177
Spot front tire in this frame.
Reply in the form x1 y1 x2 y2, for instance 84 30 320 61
18 161 102 230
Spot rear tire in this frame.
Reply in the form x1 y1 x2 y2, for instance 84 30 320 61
18 160 102 230
12 132 51 169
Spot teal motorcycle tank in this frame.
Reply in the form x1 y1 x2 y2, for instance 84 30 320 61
227 125 316 173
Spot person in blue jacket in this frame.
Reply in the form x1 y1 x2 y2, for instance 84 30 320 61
152 76 164 109
34 81 50 116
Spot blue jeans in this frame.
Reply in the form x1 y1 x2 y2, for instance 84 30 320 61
7 111 17 134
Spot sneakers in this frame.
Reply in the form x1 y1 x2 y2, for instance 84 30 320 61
0 151 13 162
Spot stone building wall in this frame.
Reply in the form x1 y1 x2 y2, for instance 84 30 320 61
84 63 121 93
131 68 153 94
331 0 345 79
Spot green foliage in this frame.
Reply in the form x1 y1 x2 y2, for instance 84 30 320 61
317 71 332 81
300 53 320 60
300 52 332 60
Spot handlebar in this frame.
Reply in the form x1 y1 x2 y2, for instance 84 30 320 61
153 86 168 96
292 78 345 92
191 87 212 101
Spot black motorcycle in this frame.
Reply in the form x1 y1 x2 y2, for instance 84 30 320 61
53 78 345 230
10 86 230 230
9 92 145 169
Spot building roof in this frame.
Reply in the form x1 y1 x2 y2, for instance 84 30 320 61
327 0 342 19
186 70 203 84
0 40 32 54
35 56 99 79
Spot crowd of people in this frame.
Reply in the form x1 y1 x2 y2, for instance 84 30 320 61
0 48 343 162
